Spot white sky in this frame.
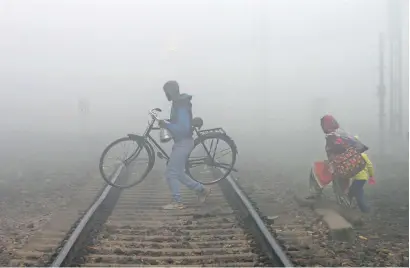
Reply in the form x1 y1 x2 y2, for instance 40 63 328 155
0 0 406 138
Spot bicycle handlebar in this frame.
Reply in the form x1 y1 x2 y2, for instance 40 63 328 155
149 108 162 121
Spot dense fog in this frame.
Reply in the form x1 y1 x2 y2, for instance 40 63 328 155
0 0 408 166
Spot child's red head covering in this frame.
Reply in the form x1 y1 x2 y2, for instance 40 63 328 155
320 115 339 134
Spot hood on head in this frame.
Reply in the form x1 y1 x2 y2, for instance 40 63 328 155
163 80 180 101
320 114 339 134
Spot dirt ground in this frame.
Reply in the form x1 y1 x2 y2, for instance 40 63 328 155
237 152 409 267
357 158 409 266
0 130 408 267
0 132 107 265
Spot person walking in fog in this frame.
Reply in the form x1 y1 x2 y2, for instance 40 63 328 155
158 80 211 210
347 136 375 213
320 115 369 192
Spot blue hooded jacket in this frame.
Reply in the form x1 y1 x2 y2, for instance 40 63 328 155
164 93 193 142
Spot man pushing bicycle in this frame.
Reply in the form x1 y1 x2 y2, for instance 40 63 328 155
158 81 211 210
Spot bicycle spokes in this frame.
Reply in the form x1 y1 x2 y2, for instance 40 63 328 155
187 135 236 185
99 137 152 188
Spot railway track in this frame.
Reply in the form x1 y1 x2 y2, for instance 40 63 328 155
236 168 342 267
9 172 106 267
18 165 292 267
9 162 406 267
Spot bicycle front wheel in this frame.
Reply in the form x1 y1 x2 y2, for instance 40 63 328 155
99 136 154 188
186 133 237 185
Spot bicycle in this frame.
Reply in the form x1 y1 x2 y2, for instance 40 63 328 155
99 108 238 188
332 177 352 208
308 161 352 208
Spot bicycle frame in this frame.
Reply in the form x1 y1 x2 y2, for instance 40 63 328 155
142 117 170 160
126 116 170 164
141 116 214 162
127 108 234 171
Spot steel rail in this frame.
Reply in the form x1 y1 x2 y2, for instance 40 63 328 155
51 164 124 267
49 165 292 267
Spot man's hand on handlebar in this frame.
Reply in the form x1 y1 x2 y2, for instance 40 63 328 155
149 108 170 129
149 108 162 121
158 120 167 128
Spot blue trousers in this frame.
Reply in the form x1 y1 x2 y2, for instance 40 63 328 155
166 138 204 203
348 180 370 213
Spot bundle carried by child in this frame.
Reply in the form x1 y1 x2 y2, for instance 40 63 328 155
327 130 369 180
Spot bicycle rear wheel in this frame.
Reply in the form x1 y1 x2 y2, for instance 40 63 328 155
186 133 237 185
99 136 154 188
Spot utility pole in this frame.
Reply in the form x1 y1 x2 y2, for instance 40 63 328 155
387 0 404 137
378 33 386 155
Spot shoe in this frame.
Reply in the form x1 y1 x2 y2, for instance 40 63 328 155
198 187 211 204
162 202 185 210
305 195 319 200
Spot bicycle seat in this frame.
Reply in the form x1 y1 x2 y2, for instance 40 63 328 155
192 117 203 129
